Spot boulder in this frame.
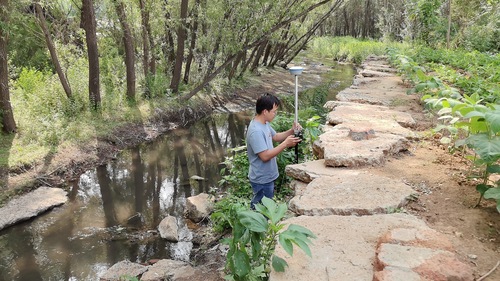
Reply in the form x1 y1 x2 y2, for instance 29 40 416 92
185 193 214 223
100 260 147 281
0 186 67 230
140 259 194 281
158 216 179 242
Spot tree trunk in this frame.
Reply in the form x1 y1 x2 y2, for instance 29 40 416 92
362 0 370 38
81 0 100 110
0 0 16 133
162 0 175 78
250 41 267 72
139 0 150 79
170 0 189 94
238 45 258 78
447 0 452 49
114 0 136 101
183 0 201 84
34 2 72 99
227 51 244 81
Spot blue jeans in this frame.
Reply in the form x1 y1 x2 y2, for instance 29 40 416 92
250 181 274 209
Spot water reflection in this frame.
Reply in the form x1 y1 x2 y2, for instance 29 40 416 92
0 111 251 281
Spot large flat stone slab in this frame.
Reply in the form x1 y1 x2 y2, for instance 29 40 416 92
323 121 418 140
313 128 409 167
374 244 474 281
335 68 413 106
0 186 67 230
269 214 428 281
288 170 415 216
285 159 351 183
360 63 397 74
324 101 416 129
336 87 405 106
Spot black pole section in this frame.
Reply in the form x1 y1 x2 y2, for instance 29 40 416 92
295 144 299 164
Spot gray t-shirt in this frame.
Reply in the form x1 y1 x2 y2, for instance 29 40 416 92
246 119 278 184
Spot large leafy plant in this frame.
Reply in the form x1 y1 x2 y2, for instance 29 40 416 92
393 49 500 212
224 197 316 281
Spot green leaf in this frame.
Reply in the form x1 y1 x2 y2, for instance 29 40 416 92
250 264 267 278
238 211 268 233
256 197 287 224
484 188 500 200
469 118 488 134
271 255 288 272
463 111 485 119
466 134 500 163
485 107 500 134
278 234 294 256
476 184 490 195
290 235 313 257
487 165 500 174
287 224 317 238
234 249 251 277
250 232 263 260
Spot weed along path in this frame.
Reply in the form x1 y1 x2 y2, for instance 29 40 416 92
270 56 481 281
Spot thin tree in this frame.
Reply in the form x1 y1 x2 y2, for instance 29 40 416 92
114 0 136 101
170 0 189 94
162 0 175 78
139 0 150 80
183 0 202 84
447 0 452 49
81 0 100 110
0 0 16 133
34 1 72 99
181 0 334 102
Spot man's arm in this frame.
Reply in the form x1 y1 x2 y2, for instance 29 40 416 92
258 134 300 162
272 128 294 143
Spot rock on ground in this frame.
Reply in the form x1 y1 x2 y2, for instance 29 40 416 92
0 186 67 230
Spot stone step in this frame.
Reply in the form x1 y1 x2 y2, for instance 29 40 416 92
268 214 425 281
285 159 345 183
324 101 416 129
313 127 410 167
269 215 473 281
288 169 415 216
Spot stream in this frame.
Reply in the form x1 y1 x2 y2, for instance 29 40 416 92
0 62 355 281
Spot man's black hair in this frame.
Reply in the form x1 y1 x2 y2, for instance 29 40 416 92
256 93 280 114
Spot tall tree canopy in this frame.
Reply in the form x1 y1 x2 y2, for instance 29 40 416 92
0 0 498 135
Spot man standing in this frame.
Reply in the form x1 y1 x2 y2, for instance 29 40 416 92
246 93 301 209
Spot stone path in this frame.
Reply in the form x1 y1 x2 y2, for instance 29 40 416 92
270 56 474 281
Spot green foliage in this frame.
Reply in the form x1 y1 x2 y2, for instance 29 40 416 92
219 146 252 198
224 197 316 281
307 37 393 64
211 195 249 234
390 46 500 212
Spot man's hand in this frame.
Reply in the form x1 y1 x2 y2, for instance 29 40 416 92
283 135 301 148
293 122 303 132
